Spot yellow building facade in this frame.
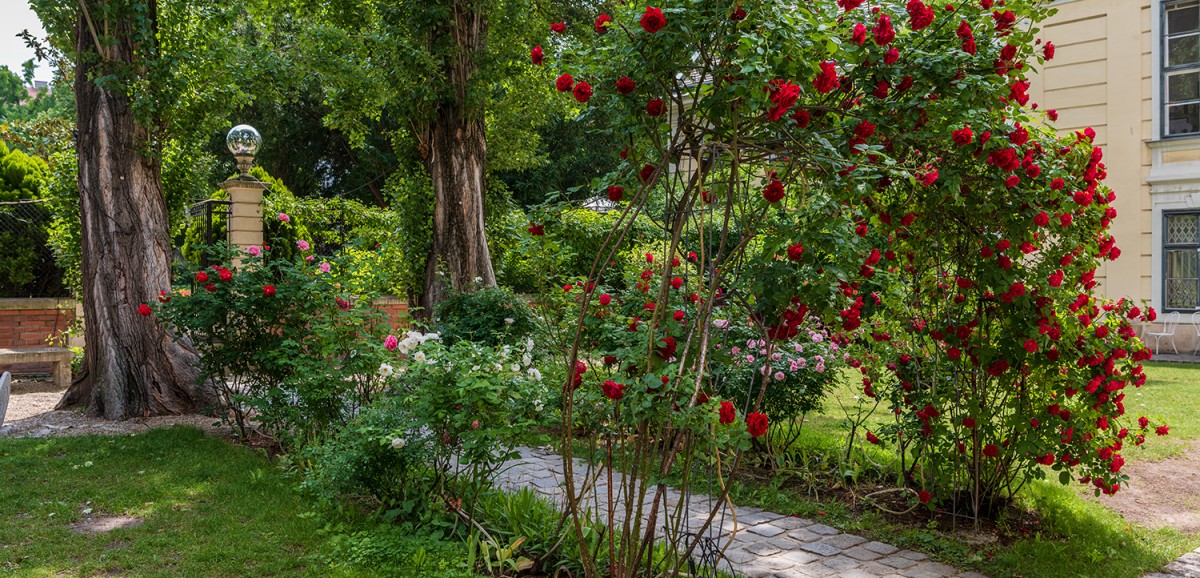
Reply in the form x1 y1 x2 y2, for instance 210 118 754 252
1031 0 1200 352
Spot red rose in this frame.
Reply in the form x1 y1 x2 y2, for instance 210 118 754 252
866 431 880 444
838 0 865 10
556 73 574 92
746 412 769 437
813 61 841 94
907 0 935 30
646 98 664 116
763 178 786 203
1009 125 1029 145
639 164 656 182
204 283 216 292
551 21 566 33
1005 175 1020 188
218 269 233 282
573 81 593 103
730 6 747 20
983 443 999 457
1023 338 1038 353
1034 211 1049 227
884 46 900 65
1138 416 1149 429
918 490 931 504
137 303 152 317
595 13 612 33
1157 425 1170 436
263 284 276 297
640 6 666 33
918 169 938 186
528 222 544 235
607 185 624 202
673 310 685 321
851 22 867 46
787 243 804 261
602 380 626 400
854 120 875 139
670 277 683 290
962 417 976 428
657 335 676 358
952 126 973 146
531 45 544 65
993 9 1016 32
1047 109 1059 121
962 36 977 55
616 76 636 94
598 293 612 306
872 14 895 45
157 290 170 303
793 109 811 128
767 80 801 121
718 400 736 424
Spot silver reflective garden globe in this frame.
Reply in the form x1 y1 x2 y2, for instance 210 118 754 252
226 124 261 175
226 124 261 156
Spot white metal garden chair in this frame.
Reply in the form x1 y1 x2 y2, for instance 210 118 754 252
0 372 10 426
1192 312 1200 356
1147 311 1181 355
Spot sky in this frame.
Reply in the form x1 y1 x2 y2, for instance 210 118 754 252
0 2 49 84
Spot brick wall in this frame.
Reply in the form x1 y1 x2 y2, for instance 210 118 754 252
374 296 411 333
0 298 77 376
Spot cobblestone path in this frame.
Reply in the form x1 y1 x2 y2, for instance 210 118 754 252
1146 547 1200 578
495 447 988 578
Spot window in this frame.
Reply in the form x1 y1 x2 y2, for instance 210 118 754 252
1164 212 1200 309
1166 1 1200 136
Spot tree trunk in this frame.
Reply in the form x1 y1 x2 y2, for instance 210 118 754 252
56 3 217 419
417 3 496 315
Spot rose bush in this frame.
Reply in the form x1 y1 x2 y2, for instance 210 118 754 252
537 0 1167 572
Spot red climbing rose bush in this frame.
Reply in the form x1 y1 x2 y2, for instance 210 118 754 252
541 0 1165 573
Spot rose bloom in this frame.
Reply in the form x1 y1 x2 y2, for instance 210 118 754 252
247 245 261 257
646 98 664 116
602 380 626 400
297 239 310 251
531 45 544 65
718 400 736 424
573 81 593 103
277 213 290 222
262 284 276 297
746 412 769 437
607 185 624 202
384 335 399 350
640 6 666 33
137 303 152 317
550 21 566 33
595 13 612 33
318 262 331 273
196 271 209 283
616 76 636 94
556 73 574 92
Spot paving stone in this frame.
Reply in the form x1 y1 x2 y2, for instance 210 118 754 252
862 540 901 555
821 555 862 571
721 546 758 564
807 523 840 535
778 549 822 567
799 541 843 557
770 568 814 578
738 563 777 578
765 535 804 550
877 554 920 570
843 545 885 561
952 573 989 578
745 542 783 556
897 549 930 561
837 570 891 578
772 516 815 530
820 533 868 549
900 561 960 578
785 528 822 543
748 523 787 537
759 555 798 571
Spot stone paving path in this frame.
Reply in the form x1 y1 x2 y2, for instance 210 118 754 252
495 447 987 578
1146 547 1200 578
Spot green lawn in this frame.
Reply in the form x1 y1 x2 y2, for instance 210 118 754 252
0 427 334 577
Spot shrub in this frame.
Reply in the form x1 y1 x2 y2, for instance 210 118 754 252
434 285 536 347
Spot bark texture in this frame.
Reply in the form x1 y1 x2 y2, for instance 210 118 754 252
418 2 496 314
56 2 216 418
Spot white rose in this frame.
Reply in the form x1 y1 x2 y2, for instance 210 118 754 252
511 364 521 372
522 354 532 366
390 438 406 449
528 368 542 381
504 317 515 325
414 351 427 364
378 363 394 378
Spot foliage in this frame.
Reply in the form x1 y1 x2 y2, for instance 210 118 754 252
322 525 479 577
434 284 536 347
151 243 390 445
0 141 62 297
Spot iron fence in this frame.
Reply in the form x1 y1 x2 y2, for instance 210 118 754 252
0 199 67 298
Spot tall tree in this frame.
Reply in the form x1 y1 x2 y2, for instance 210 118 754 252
289 0 558 312
32 0 240 418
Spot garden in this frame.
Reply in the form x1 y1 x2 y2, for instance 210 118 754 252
0 0 1196 577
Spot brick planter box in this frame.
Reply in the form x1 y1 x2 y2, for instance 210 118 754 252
0 298 76 376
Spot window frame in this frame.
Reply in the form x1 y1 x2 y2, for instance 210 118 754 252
1162 210 1200 311
1163 0 1200 138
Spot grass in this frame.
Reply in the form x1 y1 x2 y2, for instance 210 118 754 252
0 427 333 577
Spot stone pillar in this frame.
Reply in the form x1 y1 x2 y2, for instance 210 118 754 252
220 176 267 267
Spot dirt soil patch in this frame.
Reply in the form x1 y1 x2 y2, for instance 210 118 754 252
70 516 145 534
1 378 228 438
1098 440 1200 534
